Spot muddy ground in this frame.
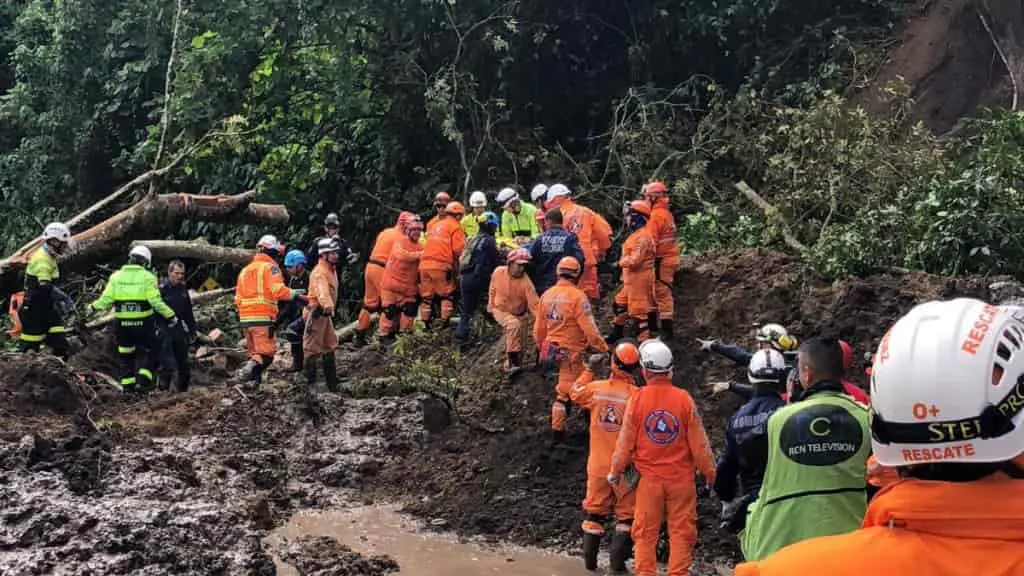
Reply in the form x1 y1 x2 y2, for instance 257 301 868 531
0 248 1000 575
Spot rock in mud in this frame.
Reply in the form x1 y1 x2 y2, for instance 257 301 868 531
277 535 399 576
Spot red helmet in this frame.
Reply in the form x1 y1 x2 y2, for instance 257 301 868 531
434 191 451 206
612 341 641 372
556 256 582 279
628 200 652 217
507 248 531 265
396 211 415 228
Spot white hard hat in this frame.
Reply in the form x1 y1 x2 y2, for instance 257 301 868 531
469 191 487 208
748 349 787 384
317 237 341 255
547 183 571 202
870 298 1024 466
530 184 548 203
496 187 519 207
756 323 788 342
639 339 673 373
129 245 152 264
43 222 71 243
257 234 281 251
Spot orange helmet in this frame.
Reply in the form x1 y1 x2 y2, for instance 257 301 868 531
445 201 466 217
507 248 531 264
556 256 582 279
628 200 652 217
642 181 668 199
434 191 451 206
612 340 641 372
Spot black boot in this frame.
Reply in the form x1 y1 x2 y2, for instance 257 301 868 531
605 323 624 346
507 351 523 376
286 342 304 372
304 356 318 390
176 371 190 393
323 353 339 393
251 363 264 388
353 330 368 348
609 531 632 573
647 311 660 338
623 319 639 340
158 373 173 391
660 318 674 340
582 532 601 571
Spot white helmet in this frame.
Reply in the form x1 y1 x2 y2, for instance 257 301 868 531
530 184 548 203
870 298 1024 466
129 245 152 265
639 339 673 374
257 234 281 251
43 222 71 243
547 183 571 202
496 187 519 207
748 349 787 385
469 191 487 208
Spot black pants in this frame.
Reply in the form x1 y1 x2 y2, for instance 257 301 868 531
17 292 69 359
159 326 191 390
116 320 161 390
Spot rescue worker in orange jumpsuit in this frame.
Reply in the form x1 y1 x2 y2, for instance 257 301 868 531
608 200 657 343
427 191 451 230
570 342 642 573
303 237 341 393
547 184 611 302
487 248 539 375
355 212 413 346
380 216 424 345
235 235 304 385
534 256 609 440
642 181 679 339
419 201 467 328
609 339 716 576
735 298 1024 576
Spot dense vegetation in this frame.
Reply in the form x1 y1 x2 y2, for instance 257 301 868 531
1 0 1022 280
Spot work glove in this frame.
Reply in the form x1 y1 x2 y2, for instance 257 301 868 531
292 288 307 298
710 381 731 396
346 251 359 265
697 338 717 351
587 353 606 372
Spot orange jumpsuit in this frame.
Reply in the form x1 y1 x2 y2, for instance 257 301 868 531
419 216 466 323
236 253 296 366
610 375 716 576
380 235 423 336
357 224 402 333
304 259 339 356
649 198 678 318
570 367 638 533
559 199 604 300
734 473 1024 576
534 278 609 431
614 222 656 340
487 265 539 354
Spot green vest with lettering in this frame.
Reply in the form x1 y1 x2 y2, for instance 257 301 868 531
740 386 871 561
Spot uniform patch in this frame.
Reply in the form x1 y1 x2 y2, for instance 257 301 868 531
599 403 624 432
779 403 864 466
644 410 680 445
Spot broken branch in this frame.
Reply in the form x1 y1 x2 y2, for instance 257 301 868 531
733 181 808 253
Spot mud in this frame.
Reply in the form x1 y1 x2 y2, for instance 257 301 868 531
0 248 1000 575
275 535 399 576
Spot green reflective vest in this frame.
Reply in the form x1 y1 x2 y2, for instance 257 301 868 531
740 385 871 561
498 201 539 246
461 213 480 238
25 246 59 286
91 264 175 322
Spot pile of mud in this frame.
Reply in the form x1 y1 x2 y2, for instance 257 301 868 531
276 536 399 576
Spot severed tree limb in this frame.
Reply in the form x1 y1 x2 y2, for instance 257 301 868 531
733 181 808 253
85 287 234 329
130 239 255 266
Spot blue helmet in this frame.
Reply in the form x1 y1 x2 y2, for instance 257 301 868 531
284 249 307 268
478 211 500 227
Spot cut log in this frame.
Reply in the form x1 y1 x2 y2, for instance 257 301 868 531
130 239 254 266
85 287 234 329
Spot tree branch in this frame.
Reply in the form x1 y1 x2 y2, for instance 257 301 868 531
733 181 808 253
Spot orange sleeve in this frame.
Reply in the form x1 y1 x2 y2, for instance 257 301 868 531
610 393 640 475
451 225 466 258
312 269 332 312
534 299 548 344
684 392 717 483
618 237 639 269
568 368 596 409
391 240 422 263
578 295 609 352
525 278 539 317
593 213 612 256
487 269 500 312
267 264 293 301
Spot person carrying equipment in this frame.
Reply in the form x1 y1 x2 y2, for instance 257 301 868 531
607 200 657 343
454 211 502 342
487 248 539 374
91 246 178 393
304 238 341 393
235 235 303 386
569 342 642 573
714 349 788 534
158 260 196 392
419 201 466 328
280 249 310 371
534 256 609 438
462 191 487 237
547 184 610 301
379 216 424 345
608 339 716 576
740 337 871 561
736 298 1024 576
642 181 679 338
527 210 586 296
355 212 413 347
18 222 74 358
495 187 539 248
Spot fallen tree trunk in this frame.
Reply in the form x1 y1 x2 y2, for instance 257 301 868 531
85 287 234 329
130 239 254 266
733 181 808 253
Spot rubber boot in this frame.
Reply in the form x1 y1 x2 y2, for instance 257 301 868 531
158 373 173 391
353 330 368 348
176 371 190 393
323 353 339 393
660 318 674 340
286 342 304 372
250 363 264 388
506 351 523 376
647 311 660 338
605 323 624 346
304 357 318 390
609 532 632 574
582 532 601 571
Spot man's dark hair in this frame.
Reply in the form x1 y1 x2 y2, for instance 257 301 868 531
168 260 186 274
798 337 845 382
545 210 563 226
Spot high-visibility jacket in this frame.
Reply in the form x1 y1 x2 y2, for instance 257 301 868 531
91 264 175 323
368 226 402 268
735 473 1024 576
650 199 678 259
570 367 638 477
488 266 539 317
25 245 59 288
234 253 296 326
740 381 871 561
421 216 466 272
498 202 540 246
460 214 480 238
610 375 716 484
382 235 423 297
307 259 339 315
533 278 607 353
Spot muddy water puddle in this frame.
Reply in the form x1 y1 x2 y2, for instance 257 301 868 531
270 504 594 575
